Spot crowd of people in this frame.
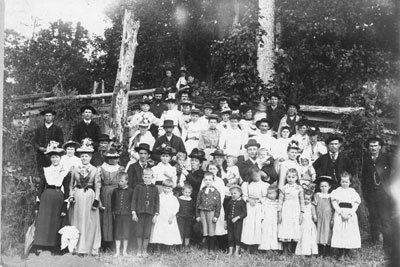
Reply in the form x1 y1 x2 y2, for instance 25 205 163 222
30 70 395 262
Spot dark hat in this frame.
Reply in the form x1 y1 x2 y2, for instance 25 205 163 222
203 102 214 109
220 107 232 115
177 89 191 99
179 100 193 107
255 118 272 129
80 105 97 114
134 143 152 154
307 126 320 136
240 104 252 114
154 87 164 95
103 147 121 158
40 109 57 116
162 120 175 128
156 145 176 156
188 148 206 162
268 92 281 99
207 114 219 122
98 134 111 142
365 136 384 148
297 118 309 128
244 139 261 149
140 96 153 105
229 113 242 121
316 175 333 185
179 66 188 74
190 108 201 114
218 95 230 102
165 97 176 103
210 149 226 157
286 102 300 111
62 140 80 150
325 134 343 145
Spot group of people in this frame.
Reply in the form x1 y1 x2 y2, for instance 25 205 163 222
30 84 395 262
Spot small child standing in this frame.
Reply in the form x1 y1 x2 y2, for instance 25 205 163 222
330 172 361 260
152 146 177 192
313 176 334 257
196 172 221 253
241 194 263 253
111 172 134 257
259 185 282 251
150 179 182 251
177 184 195 251
295 185 318 256
278 168 305 254
299 156 316 185
131 168 160 258
225 185 247 256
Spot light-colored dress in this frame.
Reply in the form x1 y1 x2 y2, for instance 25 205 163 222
241 180 269 202
99 163 120 242
219 128 246 157
60 155 81 172
330 187 361 249
150 192 182 245
278 183 304 241
152 162 177 191
301 141 327 163
313 193 333 245
259 199 282 250
241 202 262 245
274 138 292 160
182 120 202 155
278 159 302 189
295 203 318 255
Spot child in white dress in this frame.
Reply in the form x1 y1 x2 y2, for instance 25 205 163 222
241 194 263 253
330 172 361 260
259 185 282 251
151 146 177 192
182 109 202 154
299 156 316 185
150 179 182 251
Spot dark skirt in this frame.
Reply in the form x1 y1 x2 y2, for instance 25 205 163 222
114 215 131 240
33 189 64 246
177 216 193 239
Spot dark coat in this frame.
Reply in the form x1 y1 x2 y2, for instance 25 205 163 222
72 120 101 146
111 187 134 215
266 105 286 133
361 153 392 197
185 169 205 200
152 134 186 162
126 161 154 190
90 151 105 167
225 198 247 221
33 124 64 169
237 158 277 184
313 152 351 185
131 183 160 215
150 102 168 119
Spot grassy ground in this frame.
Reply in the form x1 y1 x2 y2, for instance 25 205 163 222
1 243 387 267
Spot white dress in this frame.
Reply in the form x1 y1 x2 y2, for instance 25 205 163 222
150 193 182 245
274 138 292 160
200 176 227 235
241 180 269 202
60 155 81 173
330 187 361 249
295 204 318 255
182 120 202 155
278 183 303 241
241 203 262 245
259 199 282 250
219 128 246 157
151 163 177 187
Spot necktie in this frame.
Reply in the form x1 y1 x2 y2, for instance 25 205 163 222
331 153 336 163
141 163 146 169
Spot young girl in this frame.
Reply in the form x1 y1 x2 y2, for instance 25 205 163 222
177 184 195 251
278 168 305 254
278 141 302 190
241 165 269 202
218 114 246 157
313 176 334 257
241 194 263 253
196 172 222 253
330 172 361 260
299 156 316 185
182 108 202 154
152 146 177 192
111 173 133 257
259 185 282 251
173 152 190 196
150 179 182 251
224 155 241 209
60 141 81 172
295 185 318 256
226 185 247 256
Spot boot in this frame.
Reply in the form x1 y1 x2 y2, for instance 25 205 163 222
324 245 331 258
207 237 211 253
290 242 297 253
318 244 324 257
209 236 216 253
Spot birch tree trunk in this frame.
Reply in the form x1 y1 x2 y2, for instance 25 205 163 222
257 0 275 85
109 9 140 142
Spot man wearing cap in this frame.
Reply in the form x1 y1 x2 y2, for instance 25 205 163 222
91 134 111 167
301 126 327 163
198 114 222 162
277 102 302 137
361 137 394 255
159 97 182 137
127 143 154 190
72 105 101 148
33 109 64 173
266 93 286 135
313 135 351 188
153 120 186 161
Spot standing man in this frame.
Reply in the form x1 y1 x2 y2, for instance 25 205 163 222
72 105 101 148
361 136 393 257
126 143 154 190
153 120 186 162
266 93 286 135
33 109 64 173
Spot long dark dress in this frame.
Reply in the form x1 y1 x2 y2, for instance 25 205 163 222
33 165 70 247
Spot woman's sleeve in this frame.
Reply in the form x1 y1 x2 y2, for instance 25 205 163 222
298 187 305 212
94 167 101 200
171 197 180 215
62 173 71 200
330 189 341 213
241 182 249 202
278 188 284 211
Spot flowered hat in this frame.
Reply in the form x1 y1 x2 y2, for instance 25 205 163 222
140 95 153 105
155 144 176 156
76 138 95 153
44 141 65 156
103 147 120 158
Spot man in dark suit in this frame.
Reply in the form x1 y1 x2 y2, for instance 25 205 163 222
361 136 393 256
149 88 167 138
90 134 111 167
313 135 352 188
72 105 101 148
126 143 154 190
33 109 64 173
152 120 186 162
266 92 286 135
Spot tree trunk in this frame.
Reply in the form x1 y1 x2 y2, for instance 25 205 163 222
109 9 140 142
257 0 275 86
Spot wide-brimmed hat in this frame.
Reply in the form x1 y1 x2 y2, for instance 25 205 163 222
165 97 177 103
134 143 152 154
103 147 120 158
189 148 207 162
210 149 226 157
244 139 261 149
325 134 343 145
229 185 242 193
365 136 384 148
255 118 271 129
240 104 252 114
162 120 175 128
98 134 111 142
62 140 80 150
203 102 214 110
297 118 309 128
190 108 201 115
307 126 320 136
44 141 65 156
207 114 219 122
156 145 176 156
40 109 57 116
80 105 97 114
285 102 300 111
316 175 333 185
76 138 95 153
138 119 150 128
220 107 232 115
154 87 165 95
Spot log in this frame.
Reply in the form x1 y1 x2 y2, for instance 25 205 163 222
300 105 365 115
11 92 52 101
109 9 140 142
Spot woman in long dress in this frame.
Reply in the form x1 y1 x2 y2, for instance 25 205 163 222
69 139 102 255
33 145 70 254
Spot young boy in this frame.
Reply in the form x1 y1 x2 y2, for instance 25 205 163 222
177 184 196 251
226 185 247 256
131 168 160 258
111 172 134 257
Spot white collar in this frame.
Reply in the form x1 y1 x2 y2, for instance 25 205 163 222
179 196 192 201
83 119 91 124
44 122 53 128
